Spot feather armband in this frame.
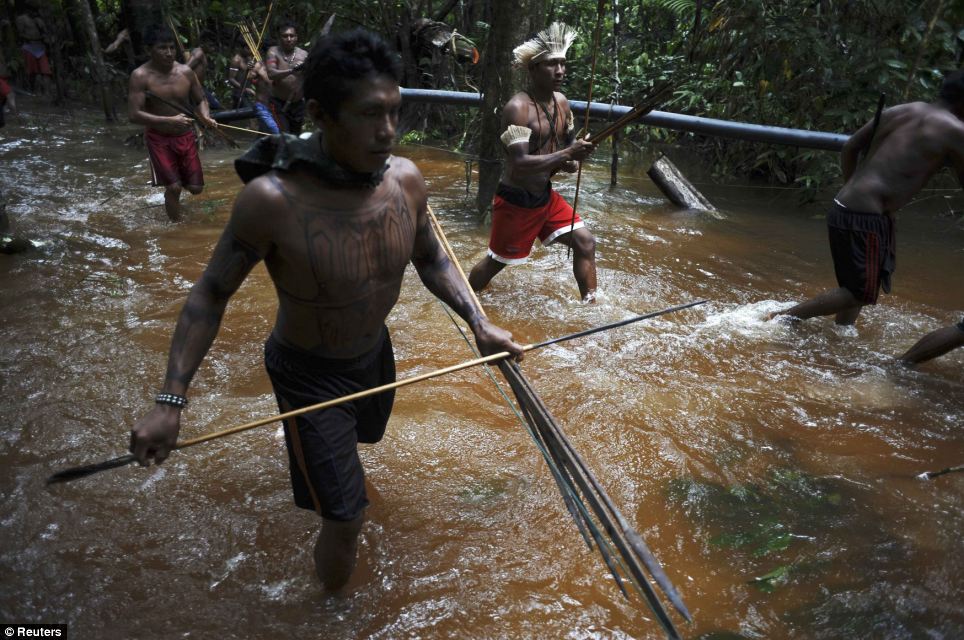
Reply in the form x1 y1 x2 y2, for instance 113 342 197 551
500 125 533 147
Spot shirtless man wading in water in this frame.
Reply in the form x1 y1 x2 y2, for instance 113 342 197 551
128 24 217 221
129 29 523 591
771 70 964 365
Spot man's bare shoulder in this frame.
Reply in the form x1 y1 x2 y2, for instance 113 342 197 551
231 172 290 235
239 172 290 209
388 156 427 193
503 93 532 123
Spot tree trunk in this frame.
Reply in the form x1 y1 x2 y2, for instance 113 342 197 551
122 0 164 63
70 0 116 121
901 0 945 100
475 0 530 221
610 0 621 186
646 154 718 215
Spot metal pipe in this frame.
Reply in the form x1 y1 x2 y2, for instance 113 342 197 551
400 88 849 152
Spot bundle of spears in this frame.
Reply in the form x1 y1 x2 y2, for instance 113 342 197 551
588 80 674 144
424 209 692 639
238 22 264 65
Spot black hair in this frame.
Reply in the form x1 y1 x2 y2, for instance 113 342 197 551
143 24 175 48
938 70 964 105
302 29 402 118
278 21 298 34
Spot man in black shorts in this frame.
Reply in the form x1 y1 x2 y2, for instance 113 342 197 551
129 29 523 591
771 72 964 349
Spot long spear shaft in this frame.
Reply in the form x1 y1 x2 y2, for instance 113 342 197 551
590 82 672 144
46 300 706 485
567 0 608 259
144 90 238 147
234 2 272 109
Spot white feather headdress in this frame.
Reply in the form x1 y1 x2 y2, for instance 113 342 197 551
512 22 576 68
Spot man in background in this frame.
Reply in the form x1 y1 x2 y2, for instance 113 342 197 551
265 22 308 134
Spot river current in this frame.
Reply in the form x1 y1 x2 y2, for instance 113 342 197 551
1 103 962 639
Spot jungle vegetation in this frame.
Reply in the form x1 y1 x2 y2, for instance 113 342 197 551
2 0 961 200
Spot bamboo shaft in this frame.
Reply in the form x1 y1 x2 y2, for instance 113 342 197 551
426 205 485 316
218 122 269 136
175 348 515 449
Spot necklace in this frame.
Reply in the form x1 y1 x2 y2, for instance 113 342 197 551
282 51 296 65
524 91 559 153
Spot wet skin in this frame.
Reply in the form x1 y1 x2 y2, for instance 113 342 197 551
772 100 964 325
265 28 307 102
469 58 598 300
130 72 522 465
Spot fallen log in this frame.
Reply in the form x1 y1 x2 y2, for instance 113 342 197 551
646 153 719 216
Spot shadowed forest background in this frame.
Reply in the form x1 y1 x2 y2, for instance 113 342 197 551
2 0 962 198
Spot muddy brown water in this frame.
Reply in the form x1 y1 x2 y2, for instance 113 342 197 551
1 104 962 639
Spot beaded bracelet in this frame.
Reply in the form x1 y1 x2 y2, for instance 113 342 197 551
155 392 188 408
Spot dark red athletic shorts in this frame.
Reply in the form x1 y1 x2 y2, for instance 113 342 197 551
0 76 10 100
145 128 203 188
487 182 584 264
827 199 895 305
22 49 51 76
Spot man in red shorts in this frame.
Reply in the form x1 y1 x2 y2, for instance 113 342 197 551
15 4 52 100
128 24 217 222
770 71 964 349
0 46 16 128
468 22 598 302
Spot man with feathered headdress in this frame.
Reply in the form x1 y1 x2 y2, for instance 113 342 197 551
468 22 599 302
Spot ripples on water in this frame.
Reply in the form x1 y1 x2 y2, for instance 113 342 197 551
1 105 962 639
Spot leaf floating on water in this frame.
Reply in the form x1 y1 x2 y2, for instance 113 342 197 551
748 564 791 593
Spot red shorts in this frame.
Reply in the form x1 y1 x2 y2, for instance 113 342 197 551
0 76 10 100
22 49 51 76
488 185 584 264
145 128 204 188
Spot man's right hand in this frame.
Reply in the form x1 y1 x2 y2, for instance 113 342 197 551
568 138 596 162
170 113 194 130
130 404 182 466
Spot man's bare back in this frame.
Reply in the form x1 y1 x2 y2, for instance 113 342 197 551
837 101 964 214
236 157 421 358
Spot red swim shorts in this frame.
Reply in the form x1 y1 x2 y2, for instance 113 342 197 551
22 49 51 76
0 76 10 100
145 128 204 188
487 185 584 264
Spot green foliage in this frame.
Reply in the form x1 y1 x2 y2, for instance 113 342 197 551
61 0 963 193
556 0 962 192
666 468 846 594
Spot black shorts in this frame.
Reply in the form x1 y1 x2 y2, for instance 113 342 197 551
827 200 895 305
264 328 395 521
269 96 306 135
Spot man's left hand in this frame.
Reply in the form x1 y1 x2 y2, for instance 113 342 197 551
200 114 218 129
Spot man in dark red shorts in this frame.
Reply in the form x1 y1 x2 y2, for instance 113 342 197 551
128 24 217 222
15 5 52 100
468 22 598 302
0 46 16 128
771 71 964 350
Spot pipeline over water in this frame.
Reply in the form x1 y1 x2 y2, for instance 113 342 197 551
400 88 850 151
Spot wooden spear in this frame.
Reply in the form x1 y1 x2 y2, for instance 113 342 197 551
46 301 706 485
